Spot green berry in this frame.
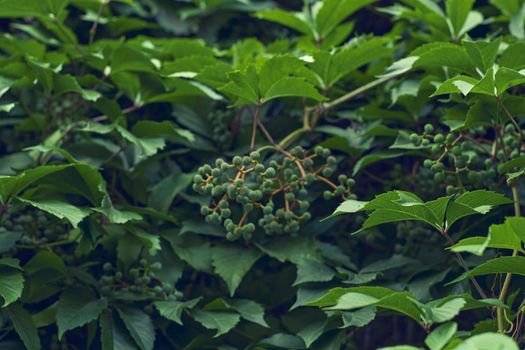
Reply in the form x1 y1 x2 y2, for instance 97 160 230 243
434 134 444 143
424 124 434 133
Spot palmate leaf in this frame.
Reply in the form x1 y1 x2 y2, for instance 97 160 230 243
254 0 376 40
310 36 389 88
445 190 512 229
327 190 511 234
219 56 325 105
309 287 496 328
308 286 424 323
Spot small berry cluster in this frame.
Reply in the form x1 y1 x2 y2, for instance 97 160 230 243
409 123 524 194
99 259 181 300
193 146 355 240
394 221 440 256
208 108 234 150
0 207 69 248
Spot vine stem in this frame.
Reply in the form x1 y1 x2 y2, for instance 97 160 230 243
322 75 394 110
279 75 395 149
440 229 488 299
250 103 261 150
88 0 107 46
497 183 521 333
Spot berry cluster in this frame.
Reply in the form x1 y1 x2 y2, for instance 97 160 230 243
208 108 234 150
0 207 69 249
193 146 355 240
99 259 181 300
394 221 440 257
408 123 524 194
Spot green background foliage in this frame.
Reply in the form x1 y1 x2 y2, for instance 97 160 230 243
1 0 525 349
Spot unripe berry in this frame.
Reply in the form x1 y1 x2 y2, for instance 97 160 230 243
434 134 444 143
424 124 434 133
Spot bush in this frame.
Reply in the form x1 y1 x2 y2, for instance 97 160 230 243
0 0 524 349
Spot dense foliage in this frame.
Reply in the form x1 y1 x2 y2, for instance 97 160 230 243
1 0 525 349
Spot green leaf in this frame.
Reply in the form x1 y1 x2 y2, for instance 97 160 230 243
211 244 261 296
100 310 138 350
341 306 377 328
17 198 91 228
5 303 41 350
326 289 423 322
0 0 68 18
254 9 310 35
0 265 24 306
509 3 525 39
257 333 305 349
226 299 268 327
147 171 193 212
154 298 200 325
450 237 489 256
56 288 107 339
324 199 368 220
453 332 518 350
116 307 155 350
131 120 194 143
462 38 501 72
499 41 525 71
451 217 525 256
294 259 334 286
24 251 67 275
311 37 389 87
425 322 457 350
431 76 480 97
219 57 324 105
445 190 512 229
192 310 240 337
316 0 377 39
448 256 525 284
261 76 325 103
446 0 478 37
53 74 101 102
426 297 466 323
0 76 13 98
256 237 321 264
